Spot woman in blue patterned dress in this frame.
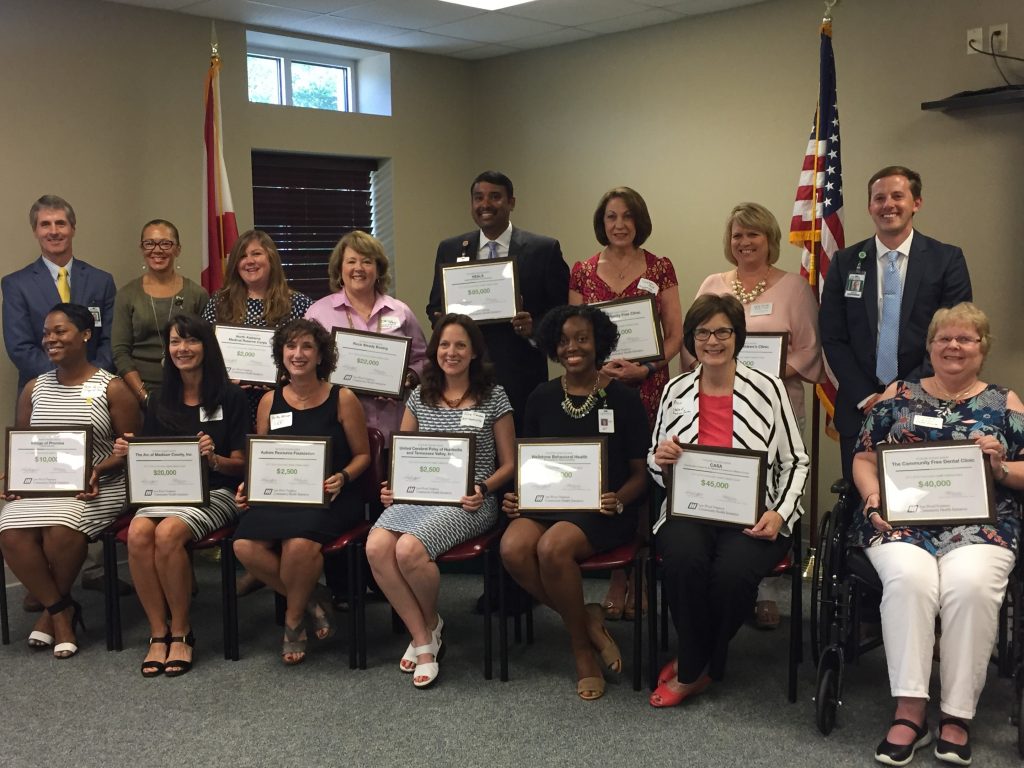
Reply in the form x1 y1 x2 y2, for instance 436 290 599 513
366 314 515 689
853 303 1024 766
0 303 140 658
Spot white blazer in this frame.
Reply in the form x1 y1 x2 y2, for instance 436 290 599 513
647 361 809 536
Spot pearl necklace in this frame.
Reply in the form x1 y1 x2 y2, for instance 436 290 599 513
730 269 770 304
561 374 601 419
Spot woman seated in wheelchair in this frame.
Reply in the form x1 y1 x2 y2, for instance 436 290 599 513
500 305 649 701
648 294 808 707
853 302 1024 766
233 319 369 665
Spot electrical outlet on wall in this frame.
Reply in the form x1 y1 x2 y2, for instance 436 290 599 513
989 23 1008 53
967 26 983 54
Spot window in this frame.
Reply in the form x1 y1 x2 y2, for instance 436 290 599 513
251 151 380 301
246 31 392 117
247 53 352 112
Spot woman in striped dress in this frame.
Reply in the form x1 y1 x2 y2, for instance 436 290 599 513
0 303 140 658
113 314 248 677
366 314 515 689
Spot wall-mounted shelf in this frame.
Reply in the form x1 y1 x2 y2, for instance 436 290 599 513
922 87 1024 111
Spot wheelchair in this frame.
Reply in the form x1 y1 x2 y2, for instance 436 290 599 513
810 478 1024 756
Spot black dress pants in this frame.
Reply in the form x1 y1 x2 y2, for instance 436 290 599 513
657 517 790 683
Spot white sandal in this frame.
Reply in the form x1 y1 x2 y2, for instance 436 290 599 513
412 635 444 689
399 615 444 673
27 630 54 649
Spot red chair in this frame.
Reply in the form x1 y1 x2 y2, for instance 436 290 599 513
497 539 646 691
357 525 505 678
103 515 238 657
236 427 387 666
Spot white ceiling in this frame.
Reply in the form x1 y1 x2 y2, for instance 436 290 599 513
105 0 769 60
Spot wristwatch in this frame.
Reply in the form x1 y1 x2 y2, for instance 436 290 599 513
478 481 489 496
615 499 624 515
1000 462 1010 482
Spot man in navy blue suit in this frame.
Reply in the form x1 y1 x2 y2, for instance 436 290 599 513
2 195 121 604
2 195 116 392
820 166 972 482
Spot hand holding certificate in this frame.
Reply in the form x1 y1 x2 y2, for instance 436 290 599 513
246 435 331 508
440 259 520 324
877 441 995 526
126 437 208 507
668 445 768 528
390 432 475 506
516 438 606 513
5 427 93 497
214 324 277 385
331 328 412 399
593 296 664 364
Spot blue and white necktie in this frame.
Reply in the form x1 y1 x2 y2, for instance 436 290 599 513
485 241 499 260
875 250 902 385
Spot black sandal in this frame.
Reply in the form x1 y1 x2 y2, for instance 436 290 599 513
141 633 172 678
934 717 971 766
874 718 932 766
164 630 195 677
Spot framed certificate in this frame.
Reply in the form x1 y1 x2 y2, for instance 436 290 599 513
877 441 995 526
440 258 521 324
516 438 607 513
126 437 209 507
331 328 412 399
246 435 331 508
668 445 768 528
214 324 278 385
5 427 93 497
739 332 789 378
390 432 476 506
593 295 664 364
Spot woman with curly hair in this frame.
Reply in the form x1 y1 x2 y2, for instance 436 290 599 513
500 304 648 700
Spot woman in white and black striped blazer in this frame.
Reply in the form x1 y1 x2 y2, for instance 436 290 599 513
647 294 809 707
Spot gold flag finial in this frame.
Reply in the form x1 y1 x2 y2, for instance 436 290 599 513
823 0 839 22
210 20 219 59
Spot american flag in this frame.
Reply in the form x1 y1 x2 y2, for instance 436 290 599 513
789 19 843 434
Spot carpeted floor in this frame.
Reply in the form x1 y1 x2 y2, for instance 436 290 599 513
1 562 1021 768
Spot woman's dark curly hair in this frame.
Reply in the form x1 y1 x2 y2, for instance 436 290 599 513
152 314 230 433
420 314 495 406
272 318 337 382
535 305 620 368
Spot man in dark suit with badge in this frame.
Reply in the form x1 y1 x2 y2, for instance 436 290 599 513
820 166 972 482
427 171 569 432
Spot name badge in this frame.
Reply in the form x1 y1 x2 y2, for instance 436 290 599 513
637 278 659 296
81 382 105 400
913 414 943 429
456 256 470 263
270 412 293 431
671 399 690 416
200 406 224 422
598 408 615 433
844 271 865 299
88 306 103 327
379 316 401 333
750 302 773 317
460 410 485 429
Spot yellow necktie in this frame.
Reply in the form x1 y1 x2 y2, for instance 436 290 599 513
57 267 70 302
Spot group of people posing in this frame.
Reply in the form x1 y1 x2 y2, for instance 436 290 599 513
0 166 1020 765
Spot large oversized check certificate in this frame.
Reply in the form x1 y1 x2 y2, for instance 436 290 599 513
390 432 475 506
592 295 664 364
738 332 789 378
247 435 331 508
516 438 606 513
878 441 995 526
440 259 520 324
214 324 277 385
126 437 208 507
331 328 412 399
5 427 93 496
669 445 768 528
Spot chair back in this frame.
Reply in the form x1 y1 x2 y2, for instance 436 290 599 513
358 427 386 520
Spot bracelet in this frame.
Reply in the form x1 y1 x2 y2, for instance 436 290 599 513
340 469 351 486
478 481 489 496
999 462 1010 482
209 453 219 472
644 362 657 377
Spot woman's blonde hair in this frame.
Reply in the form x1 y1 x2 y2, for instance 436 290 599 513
328 230 390 294
927 302 991 357
722 202 781 266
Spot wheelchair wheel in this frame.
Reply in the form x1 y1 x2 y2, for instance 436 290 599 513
810 508 833 667
815 664 839 735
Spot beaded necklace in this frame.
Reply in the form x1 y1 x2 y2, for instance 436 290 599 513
561 374 601 419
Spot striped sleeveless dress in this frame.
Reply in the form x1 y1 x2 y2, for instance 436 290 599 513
0 369 126 539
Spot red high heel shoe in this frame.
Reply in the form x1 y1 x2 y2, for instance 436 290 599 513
649 674 711 708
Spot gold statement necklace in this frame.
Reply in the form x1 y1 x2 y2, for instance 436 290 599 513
561 374 601 419
730 268 771 304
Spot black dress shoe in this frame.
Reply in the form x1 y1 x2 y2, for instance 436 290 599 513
934 717 971 766
875 718 932 766
81 573 133 596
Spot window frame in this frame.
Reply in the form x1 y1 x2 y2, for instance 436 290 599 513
247 46 357 113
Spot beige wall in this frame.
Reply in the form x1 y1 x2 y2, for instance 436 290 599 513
2 0 1022 503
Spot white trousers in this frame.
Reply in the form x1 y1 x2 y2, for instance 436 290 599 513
865 541 1015 719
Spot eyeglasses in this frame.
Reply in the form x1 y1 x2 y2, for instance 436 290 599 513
933 335 981 347
693 327 735 341
141 239 177 251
